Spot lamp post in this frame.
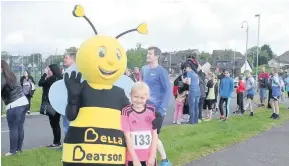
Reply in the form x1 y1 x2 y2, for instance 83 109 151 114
233 50 236 79
255 14 260 77
241 21 249 71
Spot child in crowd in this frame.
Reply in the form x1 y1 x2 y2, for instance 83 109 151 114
121 82 158 166
244 70 255 116
212 77 219 114
203 72 217 121
218 70 234 121
280 78 285 103
270 68 282 119
285 74 289 98
173 69 190 123
236 75 246 115
173 87 188 124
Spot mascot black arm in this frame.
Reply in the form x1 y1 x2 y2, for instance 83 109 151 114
66 101 80 121
64 71 83 121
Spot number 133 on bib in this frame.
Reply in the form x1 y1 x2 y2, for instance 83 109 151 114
131 131 152 149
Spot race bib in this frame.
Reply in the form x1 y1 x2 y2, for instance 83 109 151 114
131 131 152 149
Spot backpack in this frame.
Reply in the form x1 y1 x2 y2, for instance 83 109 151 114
267 77 272 90
259 78 268 88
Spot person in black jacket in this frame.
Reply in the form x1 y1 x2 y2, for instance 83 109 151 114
198 69 206 122
38 64 63 148
1 60 29 156
20 70 35 114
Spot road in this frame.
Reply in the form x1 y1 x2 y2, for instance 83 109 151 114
1 91 241 153
186 121 289 166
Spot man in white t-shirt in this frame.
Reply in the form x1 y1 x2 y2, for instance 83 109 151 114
60 52 76 150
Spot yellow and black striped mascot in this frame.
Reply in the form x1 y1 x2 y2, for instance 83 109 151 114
62 5 148 166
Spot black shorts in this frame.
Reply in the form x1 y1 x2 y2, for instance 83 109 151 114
203 99 214 110
157 116 165 134
247 94 254 100
127 161 157 166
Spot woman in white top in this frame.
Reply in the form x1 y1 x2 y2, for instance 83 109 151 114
20 70 35 114
1 60 29 156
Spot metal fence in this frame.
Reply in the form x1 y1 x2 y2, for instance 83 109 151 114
2 54 65 83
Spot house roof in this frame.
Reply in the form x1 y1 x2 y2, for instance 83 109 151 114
212 50 244 61
174 49 199 56
160 49 199 65
275 51 289 64
211 50 249 69
211 59 248 69
199 59 210 66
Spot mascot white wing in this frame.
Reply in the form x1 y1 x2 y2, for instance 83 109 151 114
114 75 134 102
49 64 134 115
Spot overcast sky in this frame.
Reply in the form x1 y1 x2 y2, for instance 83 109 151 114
1 0 289 58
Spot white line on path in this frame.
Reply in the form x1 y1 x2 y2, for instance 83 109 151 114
1 130 9 133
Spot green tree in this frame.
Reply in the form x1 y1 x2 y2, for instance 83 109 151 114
126 43 147 69
199 51 212 63
261 44 274 60
65 47 78 53
247 46 269 66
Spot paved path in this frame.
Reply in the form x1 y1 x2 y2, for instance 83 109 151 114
186 121 289 166
1 79 246 153
1 93 240 153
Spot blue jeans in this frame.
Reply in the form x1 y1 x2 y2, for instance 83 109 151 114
6 105 28 153
62 115 70 136
188 95 200 124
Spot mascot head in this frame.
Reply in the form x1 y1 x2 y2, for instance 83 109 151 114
72 5 148 86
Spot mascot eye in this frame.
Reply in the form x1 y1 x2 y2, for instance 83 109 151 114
116 49 121 60
98 46 106 58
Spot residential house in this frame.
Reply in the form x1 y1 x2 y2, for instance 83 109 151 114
268 50 289 69
210 50 252 77
160 49 200 73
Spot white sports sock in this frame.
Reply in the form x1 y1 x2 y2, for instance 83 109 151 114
157 139 167 160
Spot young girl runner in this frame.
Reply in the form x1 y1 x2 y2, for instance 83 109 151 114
236 75 246 115
270 68 282 119
173 81 188 124
244 70 255 116
121 82 158 166
203 72 217 121
212 76 219 114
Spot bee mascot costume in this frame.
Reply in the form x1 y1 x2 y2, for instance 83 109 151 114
61 5 162 166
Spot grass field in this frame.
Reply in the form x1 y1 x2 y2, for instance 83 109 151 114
2 106 289 166
30 87 42 112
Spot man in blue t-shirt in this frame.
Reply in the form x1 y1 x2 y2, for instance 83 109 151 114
141 46 172 166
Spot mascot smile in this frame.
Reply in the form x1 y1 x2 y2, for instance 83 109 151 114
61 5 148 166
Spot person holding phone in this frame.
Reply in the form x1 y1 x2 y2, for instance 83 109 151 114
38 64 63 148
